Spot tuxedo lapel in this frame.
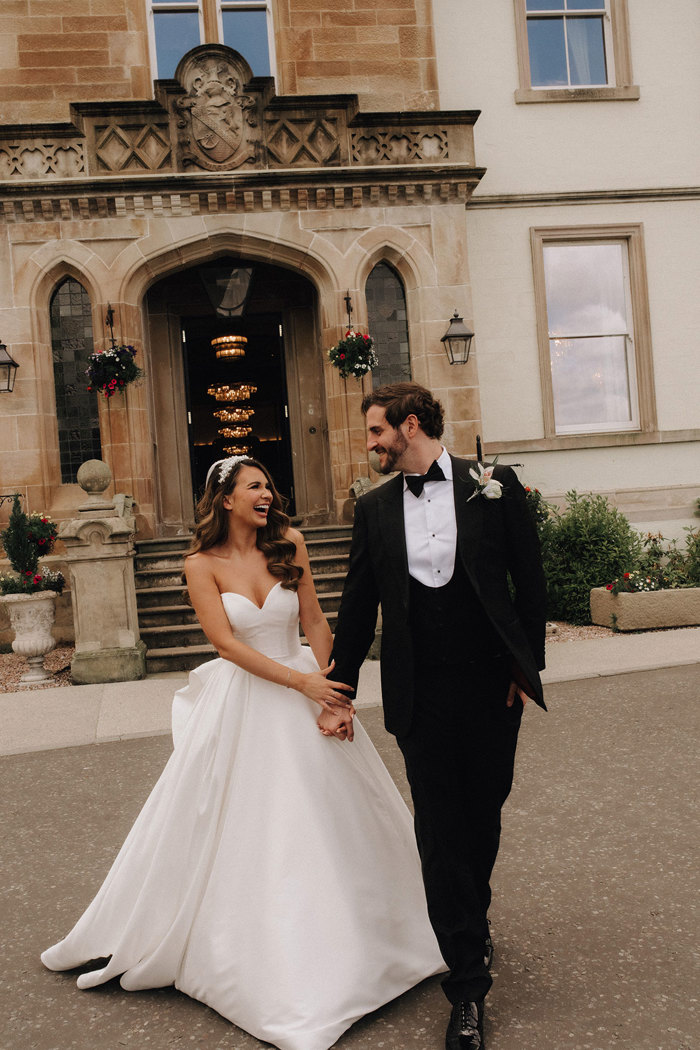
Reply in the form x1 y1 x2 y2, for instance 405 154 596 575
451 456 484 577
376 474 410 606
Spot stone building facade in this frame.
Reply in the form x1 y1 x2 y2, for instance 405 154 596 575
1 0 698 544
1 0 484 534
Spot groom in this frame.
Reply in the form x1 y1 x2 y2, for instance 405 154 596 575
329 383 547 1050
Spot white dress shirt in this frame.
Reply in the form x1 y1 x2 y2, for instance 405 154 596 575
403 446 456 588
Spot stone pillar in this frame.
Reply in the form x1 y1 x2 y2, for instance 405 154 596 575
60 460 146 684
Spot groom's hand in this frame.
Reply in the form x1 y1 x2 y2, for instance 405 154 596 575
506 679 529 708
507 659 536 707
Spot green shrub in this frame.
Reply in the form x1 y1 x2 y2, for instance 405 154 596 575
543 490 642 625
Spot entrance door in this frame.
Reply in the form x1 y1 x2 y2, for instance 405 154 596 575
147 255 332 533
182 312 296 512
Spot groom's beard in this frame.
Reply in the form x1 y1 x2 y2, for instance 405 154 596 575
376 431 408 474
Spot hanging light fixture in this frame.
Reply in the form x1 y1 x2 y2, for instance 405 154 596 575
213 406 254 422
211 334 247 360
218 425 253 439
214 405 255 423
223 444 251 455
208 381 257 402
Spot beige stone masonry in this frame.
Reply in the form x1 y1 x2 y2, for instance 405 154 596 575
590 587 700 632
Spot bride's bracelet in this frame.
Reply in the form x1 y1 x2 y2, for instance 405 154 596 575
284 668 292 688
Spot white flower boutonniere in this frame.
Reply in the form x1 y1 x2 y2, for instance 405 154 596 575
467 461 503 502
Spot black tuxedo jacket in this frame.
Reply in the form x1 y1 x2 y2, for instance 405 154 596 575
330 457 548 738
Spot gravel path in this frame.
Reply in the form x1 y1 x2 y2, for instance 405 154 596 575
0 647 74 693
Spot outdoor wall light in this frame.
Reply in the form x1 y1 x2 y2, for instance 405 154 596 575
0 341 19 392
441 311 474 365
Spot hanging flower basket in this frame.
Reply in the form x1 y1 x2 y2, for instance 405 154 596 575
327 330 378 380
86 345 143 399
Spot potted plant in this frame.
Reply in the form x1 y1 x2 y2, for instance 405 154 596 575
86 343 143 399
591 529 700 631
327 329 378 380
0 496 65 685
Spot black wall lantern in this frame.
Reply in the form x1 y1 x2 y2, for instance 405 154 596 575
441 311 474 365
0 341 19 392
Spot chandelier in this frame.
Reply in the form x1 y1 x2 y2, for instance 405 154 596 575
219 425 253 439
211 334 247 359
223 444 250 455
208 382 257 402
213 405 255 422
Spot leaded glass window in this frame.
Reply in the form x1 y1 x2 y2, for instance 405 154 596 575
366 263 411 389
50 279 102 483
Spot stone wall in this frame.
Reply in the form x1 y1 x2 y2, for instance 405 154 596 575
0 0 151 125
275 0 438 110
0 0 438 127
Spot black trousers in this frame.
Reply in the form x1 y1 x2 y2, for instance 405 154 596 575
397 658 522 1004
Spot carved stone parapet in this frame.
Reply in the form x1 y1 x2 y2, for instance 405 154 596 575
0 136 84 181
0 45 479 183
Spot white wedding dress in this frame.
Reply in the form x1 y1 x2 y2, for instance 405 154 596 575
42 583 445 1050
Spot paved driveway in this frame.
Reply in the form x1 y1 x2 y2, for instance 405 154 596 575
1 666 697 1050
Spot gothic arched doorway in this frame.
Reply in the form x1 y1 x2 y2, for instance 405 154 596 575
145 256 332 532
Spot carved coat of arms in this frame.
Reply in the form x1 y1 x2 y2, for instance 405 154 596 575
174 47 260 171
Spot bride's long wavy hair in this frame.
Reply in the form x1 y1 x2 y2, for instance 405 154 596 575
188 457 303 590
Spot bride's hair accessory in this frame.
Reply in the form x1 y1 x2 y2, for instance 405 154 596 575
205 456 248 488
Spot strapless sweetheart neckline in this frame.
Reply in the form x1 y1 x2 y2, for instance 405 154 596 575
220 581 282 611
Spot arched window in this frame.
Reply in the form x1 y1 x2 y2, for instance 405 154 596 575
50 278 102 484
365 262 411 388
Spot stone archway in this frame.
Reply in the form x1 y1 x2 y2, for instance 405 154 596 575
143 252 333 532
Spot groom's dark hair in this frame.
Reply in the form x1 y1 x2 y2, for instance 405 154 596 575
361 382 444 439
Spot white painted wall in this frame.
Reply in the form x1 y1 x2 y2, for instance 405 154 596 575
430 0 700 522
434 0 700 195
467 200 700 443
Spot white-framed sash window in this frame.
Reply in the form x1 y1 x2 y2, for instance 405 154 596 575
148 0 273 81
531 226 656 438
525 0 613 88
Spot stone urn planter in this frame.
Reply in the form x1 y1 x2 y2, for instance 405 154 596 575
590 586 700 632
1 590 58 686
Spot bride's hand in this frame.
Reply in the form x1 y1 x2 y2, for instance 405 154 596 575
296 660 354 714
317 706 355 743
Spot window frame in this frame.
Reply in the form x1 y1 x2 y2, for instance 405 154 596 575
513 0 639 102
530 224 656 439
147 0 275 83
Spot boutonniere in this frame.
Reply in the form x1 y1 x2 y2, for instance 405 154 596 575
467 460 503 502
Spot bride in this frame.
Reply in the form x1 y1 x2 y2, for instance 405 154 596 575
42 455 445 1050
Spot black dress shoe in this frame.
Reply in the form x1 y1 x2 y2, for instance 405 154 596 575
445 999 485 1050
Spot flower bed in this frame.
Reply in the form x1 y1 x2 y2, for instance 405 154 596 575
590 586 700 631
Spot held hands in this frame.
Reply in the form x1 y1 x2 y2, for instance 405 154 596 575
317 705 356 743
296 660 354 715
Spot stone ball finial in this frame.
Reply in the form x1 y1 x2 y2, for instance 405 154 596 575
77 459 115 513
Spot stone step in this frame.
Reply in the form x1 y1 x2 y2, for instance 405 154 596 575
301 525 353 542
309 571 347 594
304 537 352 557
136 584 187 608
135 536 192 555
140 623 210 650
317 590 343 613
138 604 198 628
146 643 217 675
135 552 187 572
308 553 350 574
135 567 186 589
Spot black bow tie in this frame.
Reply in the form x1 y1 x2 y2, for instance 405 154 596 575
405 460 446 497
